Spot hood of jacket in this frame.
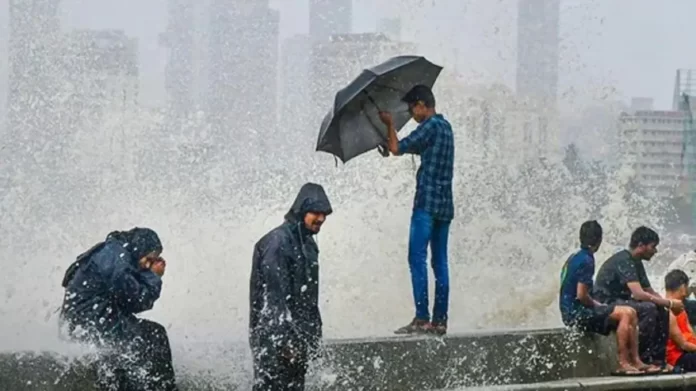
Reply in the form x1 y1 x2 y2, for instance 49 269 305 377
106 227 163 265
61 227 162 288
283 183 333 227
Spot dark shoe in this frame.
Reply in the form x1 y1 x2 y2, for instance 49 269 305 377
430 321 447 335
394 318 431 335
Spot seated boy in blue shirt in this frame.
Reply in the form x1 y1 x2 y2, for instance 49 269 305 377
560 220 660 375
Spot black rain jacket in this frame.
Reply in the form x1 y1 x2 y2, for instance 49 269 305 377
248 183 333 357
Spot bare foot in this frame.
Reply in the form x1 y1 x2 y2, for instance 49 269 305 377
618 362 641 371
648 362 674 374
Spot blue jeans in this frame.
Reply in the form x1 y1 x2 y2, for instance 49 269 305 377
408 209 450 323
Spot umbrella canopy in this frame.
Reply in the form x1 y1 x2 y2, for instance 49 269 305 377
316 55 443 163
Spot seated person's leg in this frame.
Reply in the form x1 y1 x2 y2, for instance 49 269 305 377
605 305 637 372
117 318 177 390
614 299 662 364
610 305 661 373
577 305 646 375
135 319 177 390
676 352 696 372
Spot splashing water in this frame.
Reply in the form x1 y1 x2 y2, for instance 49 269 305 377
0 93 672 355
0 4 681 382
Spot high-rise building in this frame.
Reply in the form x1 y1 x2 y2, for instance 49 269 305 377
8 0 62 143
279 34 312 138
310 0 352 41
160 0 196 122
310 33 417 116
61 29 139 127
673 69 696 111
207 0 279 145
620 109 691 198
161 0 279 145
0 4 8 137
295 0 354 143
516 0 559 105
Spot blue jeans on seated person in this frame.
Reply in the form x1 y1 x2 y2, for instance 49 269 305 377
408 209 450 323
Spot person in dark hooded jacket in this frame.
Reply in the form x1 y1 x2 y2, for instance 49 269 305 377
60 227 178 391
249 182 333 391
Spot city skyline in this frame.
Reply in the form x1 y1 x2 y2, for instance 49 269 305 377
1 1 696 113
516 0 560 105
44 0 696 110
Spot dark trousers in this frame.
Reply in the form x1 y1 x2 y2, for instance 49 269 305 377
615 299 670 364
97 319 178 391
677 352 696 372
252 348 308 391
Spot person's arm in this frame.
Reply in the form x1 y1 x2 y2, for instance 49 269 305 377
627 282 673 307
575 259 599 307
385 119 399 155
616 259 671 307
631 267 684 311
577 283 599 307
257 233 296 350
380 112 432 156
395 123 433 156
111 262 162 314
669 312 696 352
645 287 663 299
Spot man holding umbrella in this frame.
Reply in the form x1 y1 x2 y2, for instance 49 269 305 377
379 84 455 335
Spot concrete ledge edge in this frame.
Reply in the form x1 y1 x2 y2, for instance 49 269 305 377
443 373 696 391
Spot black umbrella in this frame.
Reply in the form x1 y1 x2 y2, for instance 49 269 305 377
316 55 443 163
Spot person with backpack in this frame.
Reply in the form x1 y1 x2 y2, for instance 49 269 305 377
60 227 177 391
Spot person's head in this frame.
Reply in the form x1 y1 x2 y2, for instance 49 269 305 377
285 183 333 234
401 85 436 123
665 269 690 300
579 220 603 253
108 227 163 269
629 226 660 260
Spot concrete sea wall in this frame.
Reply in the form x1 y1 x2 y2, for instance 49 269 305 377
2 327 694 390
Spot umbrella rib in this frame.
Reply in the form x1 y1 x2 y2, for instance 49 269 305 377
360 99 387 143
363 91 381 111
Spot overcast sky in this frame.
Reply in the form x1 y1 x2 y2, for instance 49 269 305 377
56 0 696 109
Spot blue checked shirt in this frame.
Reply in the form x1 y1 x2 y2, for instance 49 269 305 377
397 113 455 221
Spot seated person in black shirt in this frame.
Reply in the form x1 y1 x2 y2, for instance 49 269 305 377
594 226 684 371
